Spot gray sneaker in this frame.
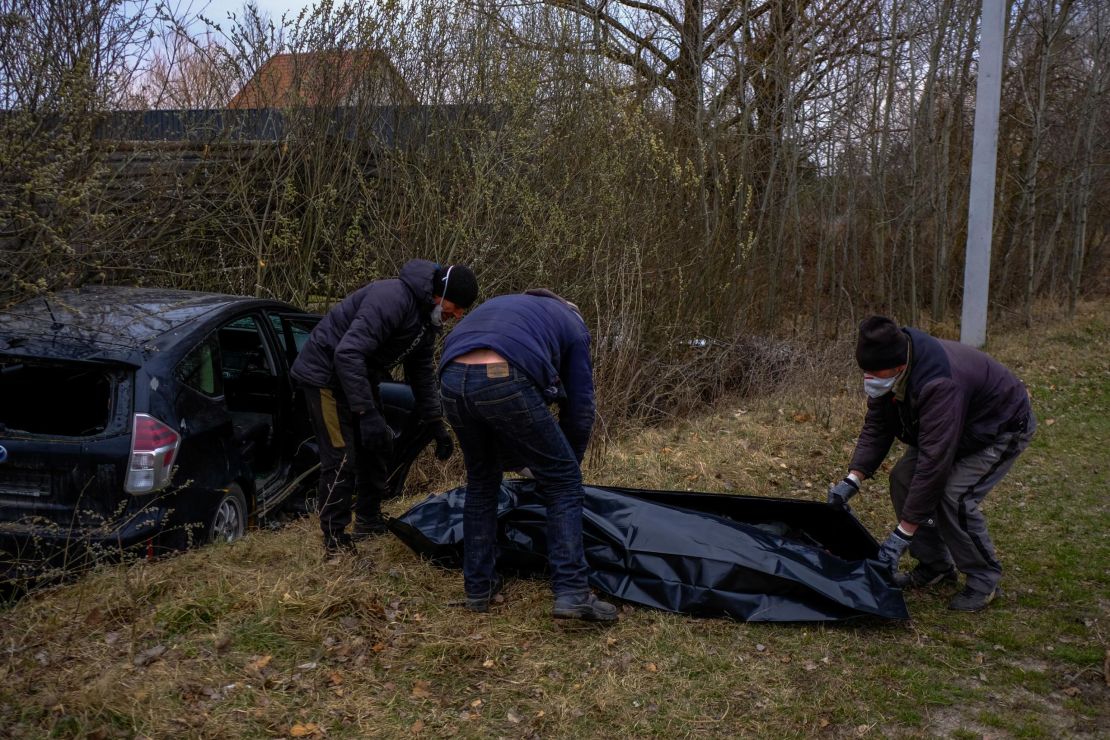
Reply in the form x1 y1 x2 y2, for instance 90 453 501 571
948 585 1000 612
553 592 618 622
464 576 504 613
892 562 958 589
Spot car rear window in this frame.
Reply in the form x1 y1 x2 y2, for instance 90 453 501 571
0 358 125 437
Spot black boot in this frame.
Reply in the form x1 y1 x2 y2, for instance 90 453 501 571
323 531 357 561
948 584 1001 612
351 515 389 541
892 561 958 589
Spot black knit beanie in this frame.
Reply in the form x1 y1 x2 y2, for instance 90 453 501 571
855 316 908 371
434 264 478 308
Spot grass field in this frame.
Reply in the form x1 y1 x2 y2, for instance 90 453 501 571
1 306 1106 738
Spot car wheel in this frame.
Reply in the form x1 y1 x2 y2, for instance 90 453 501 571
208 485 248 544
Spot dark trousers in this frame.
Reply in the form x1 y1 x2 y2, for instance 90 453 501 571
439 362 590 599
301 384 389 539
889 413 1036 594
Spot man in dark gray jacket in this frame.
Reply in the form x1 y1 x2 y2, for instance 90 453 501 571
827 316 1035 611
292 259 478 557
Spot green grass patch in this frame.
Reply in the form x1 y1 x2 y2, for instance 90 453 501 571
155 593 234 635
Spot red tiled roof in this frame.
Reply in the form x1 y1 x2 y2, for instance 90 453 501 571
228 50 414 108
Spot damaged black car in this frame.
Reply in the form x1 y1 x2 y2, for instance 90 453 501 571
0 286 434 581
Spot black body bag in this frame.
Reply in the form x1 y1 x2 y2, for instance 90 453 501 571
389 480 909 622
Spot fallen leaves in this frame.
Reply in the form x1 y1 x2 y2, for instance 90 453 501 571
289 722 322 737
410 680 432 699
245 654 272 676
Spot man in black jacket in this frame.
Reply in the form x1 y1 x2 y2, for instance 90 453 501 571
827 316 1035 611
292 259 479 557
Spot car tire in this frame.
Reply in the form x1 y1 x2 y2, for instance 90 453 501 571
208 485 248 544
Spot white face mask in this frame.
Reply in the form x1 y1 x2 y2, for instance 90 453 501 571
863 373 899 398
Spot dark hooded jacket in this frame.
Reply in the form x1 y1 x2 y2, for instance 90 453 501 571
291 259 441 421
848 328 1031 524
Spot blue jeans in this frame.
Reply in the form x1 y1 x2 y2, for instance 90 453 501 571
439 362 589 599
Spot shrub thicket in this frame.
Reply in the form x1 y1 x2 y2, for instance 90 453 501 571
2 0 1107 424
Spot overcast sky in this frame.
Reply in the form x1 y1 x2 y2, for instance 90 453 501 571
193 0 308 28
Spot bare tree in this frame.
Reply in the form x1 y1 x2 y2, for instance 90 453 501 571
4 0 1108 426
134 31 242 109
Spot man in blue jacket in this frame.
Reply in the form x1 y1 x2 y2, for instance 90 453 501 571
438 289 617 622
292 259 478 557
827 316 1035 611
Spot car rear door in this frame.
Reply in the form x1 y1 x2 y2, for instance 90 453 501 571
171 332 239 496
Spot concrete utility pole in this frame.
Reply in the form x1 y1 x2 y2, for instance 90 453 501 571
961 0 1006 347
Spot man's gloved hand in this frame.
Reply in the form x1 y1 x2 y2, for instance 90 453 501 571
827 476 860 509
359 410 393 458
432 422 454 461
875 527 914 583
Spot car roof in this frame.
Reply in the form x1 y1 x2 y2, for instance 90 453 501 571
0 286 300 363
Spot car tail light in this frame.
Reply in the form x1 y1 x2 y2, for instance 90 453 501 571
124 413 180 494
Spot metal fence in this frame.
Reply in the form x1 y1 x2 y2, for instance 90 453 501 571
88 105 496 147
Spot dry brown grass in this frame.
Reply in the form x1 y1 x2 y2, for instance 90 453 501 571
1 303 1107 738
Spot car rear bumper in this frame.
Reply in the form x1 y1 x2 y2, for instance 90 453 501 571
0 506 171 576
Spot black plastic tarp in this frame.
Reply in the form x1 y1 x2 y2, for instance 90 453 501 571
390 480 909 622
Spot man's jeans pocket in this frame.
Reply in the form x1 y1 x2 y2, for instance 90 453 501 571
441 395 463 430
